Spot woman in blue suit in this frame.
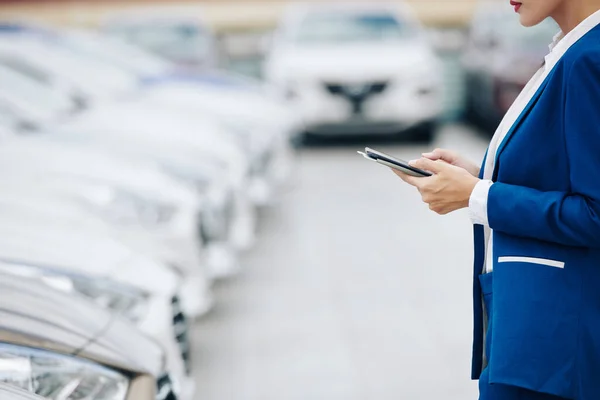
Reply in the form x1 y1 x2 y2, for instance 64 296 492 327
396 0 600 399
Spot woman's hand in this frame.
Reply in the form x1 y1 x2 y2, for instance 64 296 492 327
393 158 480 215
422 148 480 177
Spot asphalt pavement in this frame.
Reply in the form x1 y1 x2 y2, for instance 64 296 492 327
191 123 490 400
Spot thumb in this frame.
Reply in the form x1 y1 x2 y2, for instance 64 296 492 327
409 157 445 174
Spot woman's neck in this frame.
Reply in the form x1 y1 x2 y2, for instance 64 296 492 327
552 0 600 35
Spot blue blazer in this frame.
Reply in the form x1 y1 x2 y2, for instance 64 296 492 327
471 24 600 399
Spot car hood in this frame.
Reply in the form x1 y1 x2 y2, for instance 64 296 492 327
0 214 178 296
53 101 248 185
0 273 164 376
0 272 111 353
59 100 241 160
79 316 164 376
138 76 294 130
0 136 198 207
268 41 439 81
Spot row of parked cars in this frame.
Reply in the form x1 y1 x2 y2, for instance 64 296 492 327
0 14 300 400
92 3 448 143
54 1 561 143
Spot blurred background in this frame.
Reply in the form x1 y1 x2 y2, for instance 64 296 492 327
0 1 558 400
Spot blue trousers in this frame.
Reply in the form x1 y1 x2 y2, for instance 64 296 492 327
478 273 569 400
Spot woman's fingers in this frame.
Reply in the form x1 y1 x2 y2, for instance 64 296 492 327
391 168 422 187
422 148 457 164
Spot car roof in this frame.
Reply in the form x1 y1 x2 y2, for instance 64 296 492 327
285 1 414 16
278 1 420 35
102 4 209 26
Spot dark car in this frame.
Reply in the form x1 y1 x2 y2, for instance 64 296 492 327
462 2 558 133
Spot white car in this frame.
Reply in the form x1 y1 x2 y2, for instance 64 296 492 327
100 4 220 71
24 27 299 206
0 54 249 276
263 2 444 141
0 135 213 317
53 102 253 267
0 212 194 400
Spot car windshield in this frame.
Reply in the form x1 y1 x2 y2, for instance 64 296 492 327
0 63 74 119
61 32 172 76
294 11 415 44
0 38 139 100
106 23 212 64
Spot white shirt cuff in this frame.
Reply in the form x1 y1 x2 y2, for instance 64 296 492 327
469 179 493 226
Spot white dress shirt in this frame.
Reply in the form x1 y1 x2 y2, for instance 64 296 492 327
468 10 600 274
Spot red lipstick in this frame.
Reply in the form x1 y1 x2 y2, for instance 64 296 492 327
510 0 522 12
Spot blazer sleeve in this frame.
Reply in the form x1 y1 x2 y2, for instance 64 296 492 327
487 52 600 248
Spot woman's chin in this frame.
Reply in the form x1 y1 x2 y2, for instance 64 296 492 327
519 13 548 27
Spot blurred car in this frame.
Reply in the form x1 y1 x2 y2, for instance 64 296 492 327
12 25 298 207
0 212 193 400
461 2 558 132
263 2 444 141
0 57 245 278
101 5 219 71
0 132 213 318
0 270 167 400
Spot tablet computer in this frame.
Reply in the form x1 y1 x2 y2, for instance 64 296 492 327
357 147 432 177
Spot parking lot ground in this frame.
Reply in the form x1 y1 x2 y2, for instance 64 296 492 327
192 123 489 400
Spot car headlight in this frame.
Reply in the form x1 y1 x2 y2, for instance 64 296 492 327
0 262 150 323
0 344 129 400
80 186 176 227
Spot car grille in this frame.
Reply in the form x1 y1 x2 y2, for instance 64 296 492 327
156 373 177 400
324 81 388 97
323 81 389 114
171 295 192 375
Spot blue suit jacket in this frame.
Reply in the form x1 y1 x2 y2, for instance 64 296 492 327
471 24 600 399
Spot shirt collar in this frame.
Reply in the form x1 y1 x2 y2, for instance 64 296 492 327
544 9 600 71
548 31 564 52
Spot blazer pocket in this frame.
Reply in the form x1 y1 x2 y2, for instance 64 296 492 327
498 256 565 269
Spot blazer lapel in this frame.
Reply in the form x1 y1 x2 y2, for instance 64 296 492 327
479 149 488 179
491 70 554 180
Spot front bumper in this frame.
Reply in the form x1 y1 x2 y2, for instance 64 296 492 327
136 293 194 400
290 78 443 134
